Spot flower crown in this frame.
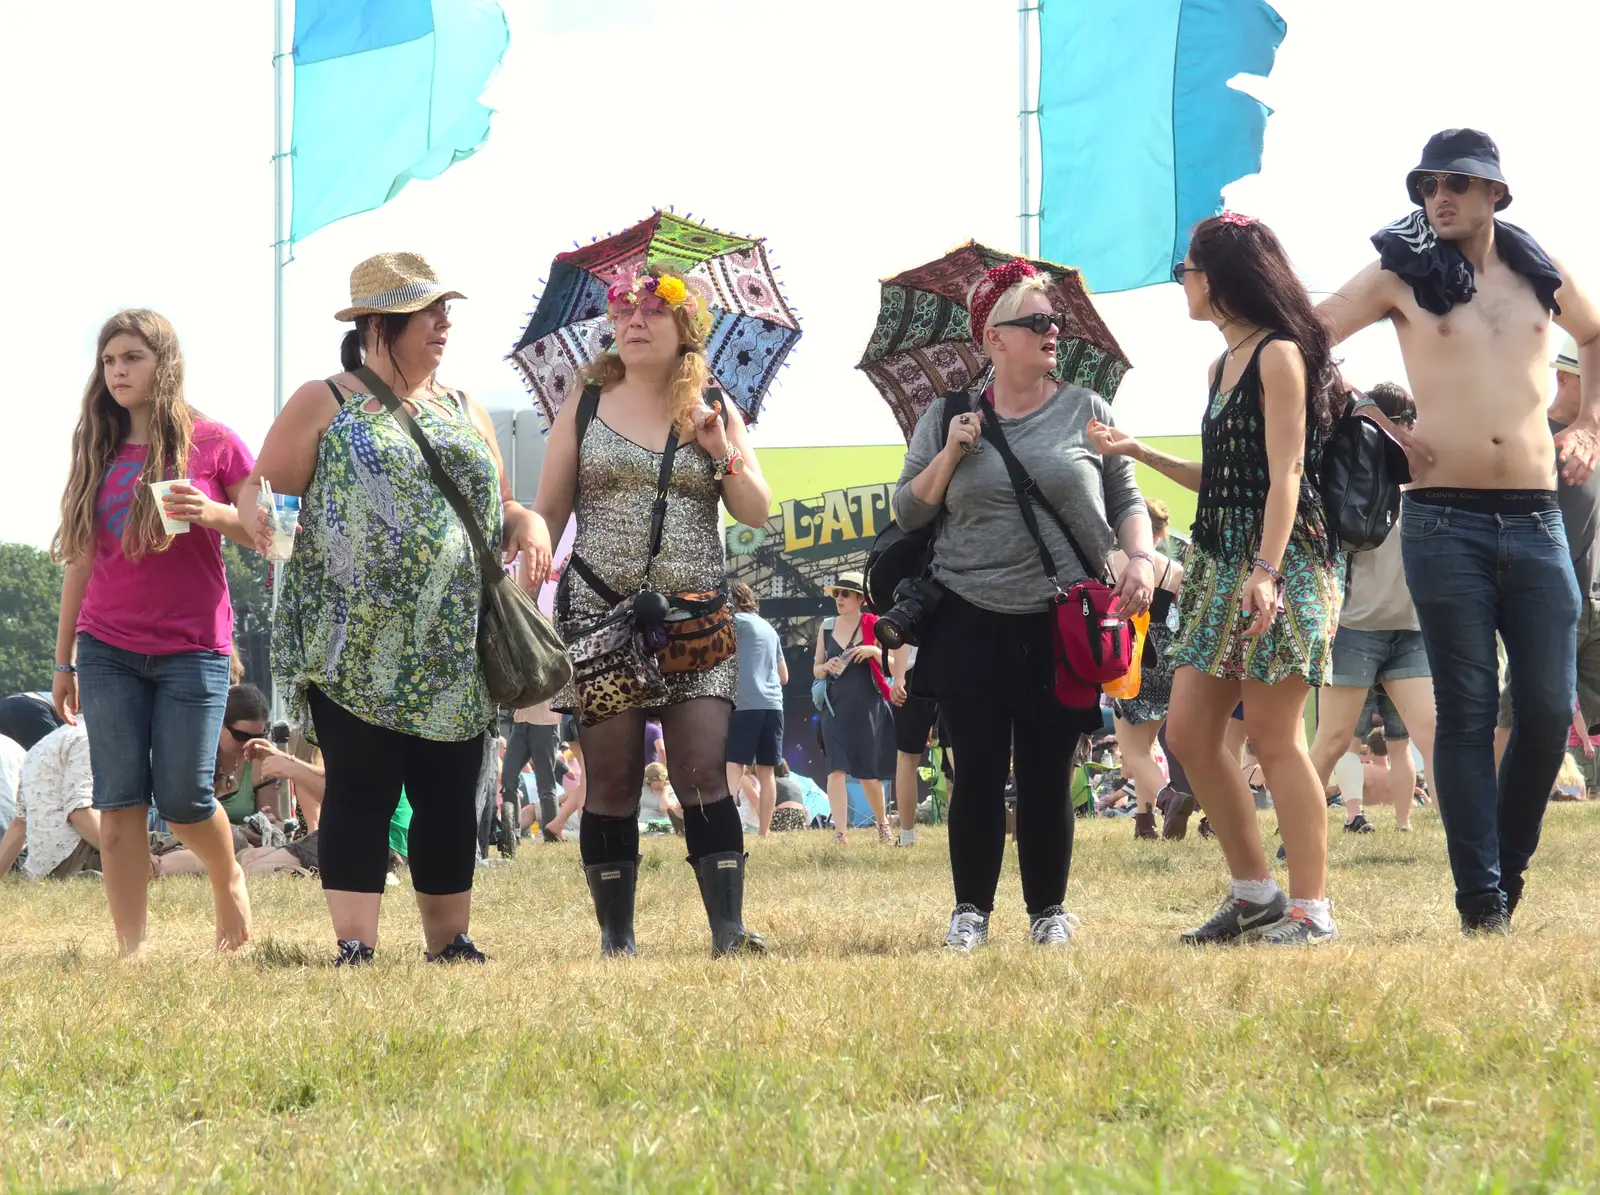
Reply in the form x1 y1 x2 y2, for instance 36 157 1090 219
606 272 707 330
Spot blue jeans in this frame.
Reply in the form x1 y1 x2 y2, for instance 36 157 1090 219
76 632 232 825
1400 498 1579 922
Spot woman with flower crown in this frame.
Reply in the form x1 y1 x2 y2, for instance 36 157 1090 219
1087 214 1348 946
528 267 774 957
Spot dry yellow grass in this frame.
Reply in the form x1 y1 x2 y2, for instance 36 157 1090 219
5 804 1600 1193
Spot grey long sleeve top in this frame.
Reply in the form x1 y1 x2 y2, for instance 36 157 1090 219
891 383 1147 614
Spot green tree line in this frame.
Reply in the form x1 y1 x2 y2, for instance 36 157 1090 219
0 540 271 696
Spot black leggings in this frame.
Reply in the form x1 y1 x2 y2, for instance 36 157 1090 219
941 695 1080 917
309 686 485 895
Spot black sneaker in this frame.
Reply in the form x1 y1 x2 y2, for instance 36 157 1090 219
334 940 374 968
1180 890 1288 945
426 933 488 964
1276 842 1287 862
1343 813 1375 834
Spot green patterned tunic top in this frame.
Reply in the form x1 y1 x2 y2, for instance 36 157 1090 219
274 387 502 742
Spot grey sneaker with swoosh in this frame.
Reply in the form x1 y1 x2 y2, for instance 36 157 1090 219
1179 890 1288 945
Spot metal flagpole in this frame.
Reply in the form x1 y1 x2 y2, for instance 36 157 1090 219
1019 0 1031 256
269 0 291 725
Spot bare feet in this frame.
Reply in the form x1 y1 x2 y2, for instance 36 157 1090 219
212 863 252 952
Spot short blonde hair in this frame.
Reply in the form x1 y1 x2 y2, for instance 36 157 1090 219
644 762 669 784
970 273 1051 345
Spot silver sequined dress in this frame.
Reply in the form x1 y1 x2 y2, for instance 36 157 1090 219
554 416 738 712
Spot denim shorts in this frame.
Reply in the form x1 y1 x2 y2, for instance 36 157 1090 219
1329 627 1431 689
76 632 232 825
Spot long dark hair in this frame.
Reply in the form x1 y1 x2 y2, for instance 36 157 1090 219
340 312 416 384
1188 216 1344 439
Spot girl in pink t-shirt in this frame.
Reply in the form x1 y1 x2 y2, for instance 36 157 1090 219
51 309 258 956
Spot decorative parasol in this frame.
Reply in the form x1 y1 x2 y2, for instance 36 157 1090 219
856 241 1131 442
510 210 800 427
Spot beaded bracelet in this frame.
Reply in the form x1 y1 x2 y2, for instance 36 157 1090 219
1250 557 1285 588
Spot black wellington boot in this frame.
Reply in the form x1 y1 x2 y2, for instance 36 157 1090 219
693 851 768 957
584 860 638 957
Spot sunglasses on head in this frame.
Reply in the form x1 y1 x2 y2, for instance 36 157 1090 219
225 725 265 744
1416 173 1475 199
1171 262 1203 283
993 312 1065 336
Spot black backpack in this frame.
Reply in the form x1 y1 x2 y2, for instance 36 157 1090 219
864 389 973 613
1319 393 1411 552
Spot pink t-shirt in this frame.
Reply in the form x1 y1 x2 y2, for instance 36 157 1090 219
77 420 254 656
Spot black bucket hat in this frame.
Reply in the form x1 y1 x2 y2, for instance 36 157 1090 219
1406 128 1512 211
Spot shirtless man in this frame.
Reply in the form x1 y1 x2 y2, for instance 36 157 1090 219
1318 128 1600 933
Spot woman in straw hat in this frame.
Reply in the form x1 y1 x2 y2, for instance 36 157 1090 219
529 265 771 958
50 309 259 955
239 252 543 967
812 571 897 844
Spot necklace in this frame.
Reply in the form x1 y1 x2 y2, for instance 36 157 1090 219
1225 327 1265 357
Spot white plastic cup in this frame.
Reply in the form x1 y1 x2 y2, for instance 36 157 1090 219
148 479 192 535
262 493 300 562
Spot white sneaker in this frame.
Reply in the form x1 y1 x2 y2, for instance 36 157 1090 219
943 904 990 953
897 829 916 847
1029 906 1080 947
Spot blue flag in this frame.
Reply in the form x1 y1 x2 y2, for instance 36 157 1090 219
290 0 509 244
1037 0 1287 293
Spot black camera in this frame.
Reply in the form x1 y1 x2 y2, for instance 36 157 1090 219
874 577 945 650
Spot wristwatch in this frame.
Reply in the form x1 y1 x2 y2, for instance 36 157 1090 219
55 664 76 674
713 450 744 480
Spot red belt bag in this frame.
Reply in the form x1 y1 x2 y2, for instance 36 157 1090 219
975 395 1132 711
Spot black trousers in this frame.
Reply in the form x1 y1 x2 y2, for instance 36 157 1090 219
501 722 560 825
309 686 484 895
915 589 1091 919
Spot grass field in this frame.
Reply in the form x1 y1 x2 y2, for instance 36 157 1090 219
5 804 1600 1193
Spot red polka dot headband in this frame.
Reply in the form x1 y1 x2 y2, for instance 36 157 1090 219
968 259 1041 346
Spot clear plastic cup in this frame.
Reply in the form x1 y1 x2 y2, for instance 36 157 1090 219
261 493 300 563
148 479 192 535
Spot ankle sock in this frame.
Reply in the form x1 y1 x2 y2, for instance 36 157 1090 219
1291 897 1334 930
899 827 916 845
682 795 743 864
1232 876 1281 905
578 811 639 868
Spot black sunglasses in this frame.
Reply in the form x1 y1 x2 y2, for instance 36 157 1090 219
1171 262 1203 283
225 725 266 744
1416 173 1475 199
993 312 1065 335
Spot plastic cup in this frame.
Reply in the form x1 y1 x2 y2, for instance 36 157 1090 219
262 493 300 562
148 479 192 535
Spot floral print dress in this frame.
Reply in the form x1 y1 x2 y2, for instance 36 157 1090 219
274 386 502 742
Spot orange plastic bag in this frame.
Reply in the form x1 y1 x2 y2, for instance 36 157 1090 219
1101 610 1149 701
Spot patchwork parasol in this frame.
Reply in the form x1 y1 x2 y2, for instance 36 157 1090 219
856 241 1131 442
510 211 800 427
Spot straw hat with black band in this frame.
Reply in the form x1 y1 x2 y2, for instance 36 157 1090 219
1405 128 1513 212
335 252 466 322
824 571 866 598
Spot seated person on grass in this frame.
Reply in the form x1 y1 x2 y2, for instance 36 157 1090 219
0 722 124 880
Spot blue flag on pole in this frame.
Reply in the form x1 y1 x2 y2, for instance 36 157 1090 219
1037 0 1286 293
290 0 509 244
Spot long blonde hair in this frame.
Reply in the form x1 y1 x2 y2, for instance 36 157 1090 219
577 267 711 433
53 310 196 564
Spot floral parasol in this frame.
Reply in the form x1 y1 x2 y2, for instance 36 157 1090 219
509 211 800 427
856 241 1131 442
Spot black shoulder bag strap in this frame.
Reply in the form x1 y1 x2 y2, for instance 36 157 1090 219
976 396 1103 589
356 366 501 590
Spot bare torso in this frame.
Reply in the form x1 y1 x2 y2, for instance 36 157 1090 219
1385 253 1556 490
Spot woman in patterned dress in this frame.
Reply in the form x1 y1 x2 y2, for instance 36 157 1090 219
528 266 773 958
1087 214 1347 945
242 252 544 967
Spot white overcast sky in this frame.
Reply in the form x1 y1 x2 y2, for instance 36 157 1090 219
2 0 1594 550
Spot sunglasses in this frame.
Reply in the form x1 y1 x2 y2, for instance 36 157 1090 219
1415 173 1475 199
608 297 667 320
225 725 266 744
1171 263 1203 283
993 312 1065 335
